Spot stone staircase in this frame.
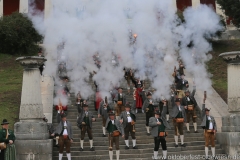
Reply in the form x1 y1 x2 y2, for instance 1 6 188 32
52 79 225 160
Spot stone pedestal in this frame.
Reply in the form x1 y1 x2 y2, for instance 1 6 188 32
217 51 240 156
14 56 52 160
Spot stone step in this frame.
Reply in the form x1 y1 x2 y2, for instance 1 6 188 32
52 149 224 160
53 140 217 147
53 144 221 152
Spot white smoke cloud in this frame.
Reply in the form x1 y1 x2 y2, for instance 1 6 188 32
29 0 222 100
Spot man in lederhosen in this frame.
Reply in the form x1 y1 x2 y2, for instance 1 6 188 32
106 111 124 160
175 75 189 101
171 98 187 147
149 101 171 160
77 104 96 151
114 87 126 119
159 98 170 122
98 96 113 137
200 97 217 160
182 87 198 133
52 114 73 160
120 104 137 149
143 92 157 135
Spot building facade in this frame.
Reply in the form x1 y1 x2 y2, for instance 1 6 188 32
0 0 238 38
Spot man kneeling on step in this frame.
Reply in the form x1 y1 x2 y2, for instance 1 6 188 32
120 103 137 149
106 111 124 160
149 101 171 160
77 104 96 151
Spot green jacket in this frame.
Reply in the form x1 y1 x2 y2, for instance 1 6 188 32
0 129 15 144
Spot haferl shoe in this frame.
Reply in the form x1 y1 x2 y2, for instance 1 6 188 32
213 156 218 160
205 157 209 160
125 146 129 150
79 148 84 151
175 144 178 147
187 130 190 133
54 144 59 148
90 147 95 151
102 134 106 137
147 133 151 136
181 144 186 147
194 130 199 133
133 146 138 149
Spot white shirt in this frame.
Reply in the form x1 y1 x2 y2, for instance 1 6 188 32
156 118 159 122
178 106 182 111
187 97 190 101
126 111 132 122
111 120 114 124
208 116 213 129
63 121 68 135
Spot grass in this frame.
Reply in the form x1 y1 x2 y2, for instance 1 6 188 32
0 53 22 129
207 39 240 102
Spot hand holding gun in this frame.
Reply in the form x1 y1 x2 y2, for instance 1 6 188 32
203 91 207 103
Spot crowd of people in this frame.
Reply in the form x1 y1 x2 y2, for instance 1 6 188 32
50 54 218 160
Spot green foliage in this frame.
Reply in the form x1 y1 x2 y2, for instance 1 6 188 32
0 12 43 55
217 0 240 28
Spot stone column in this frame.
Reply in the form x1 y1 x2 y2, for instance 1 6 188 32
0 0 3 16
192 0 200 8
14 56 52 160
44 0 53 19
217 51 240 156
19 0 29 14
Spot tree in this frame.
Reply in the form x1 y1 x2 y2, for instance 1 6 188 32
0 12 43 55
217 0 240 28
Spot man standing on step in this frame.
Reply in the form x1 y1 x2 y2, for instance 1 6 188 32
171 98 187 147
120 104 137 149
175 75 189 101
200 96 218 160
52 113 73 160
77 104 96 151
181 87 198 133
98 96 113 137
149 103 171 160
106 111 124 160
143 92 157 135
114 87 126 120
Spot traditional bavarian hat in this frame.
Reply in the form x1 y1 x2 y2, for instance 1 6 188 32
1 119 9 125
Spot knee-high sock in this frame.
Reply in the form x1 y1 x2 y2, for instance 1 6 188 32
193 122 197 131
166 114 169 121
116 150 120 160
80 140 84 148
56 136 59 145
153 151 158 159
205 147 208 158
186 123 190 131
132 139 136 147
180 135 184 144
174 135 178 145
67 153 71 160
211 147 215 157
124 140 129 147
109 151 113 160
162 150 167 159
59 153 63 160
102 127 106 135
146 126 150 133
89 140 93 148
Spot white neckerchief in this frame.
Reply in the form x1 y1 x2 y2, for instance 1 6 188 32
208 116 213 129
63 121 68 135
111 120 114 124
156 118 159 122
178 106 182 111
77 102 80 104
182 80 185 84
126 111 132 122
187 97 190 101
85 111 88 116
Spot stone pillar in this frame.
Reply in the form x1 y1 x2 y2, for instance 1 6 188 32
41 75 54 123
19 0 29 14
44 0 53 19
172 0 177 10
0 0 3 16
217 51 240 156
192 0 200 8
14 56 52 160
